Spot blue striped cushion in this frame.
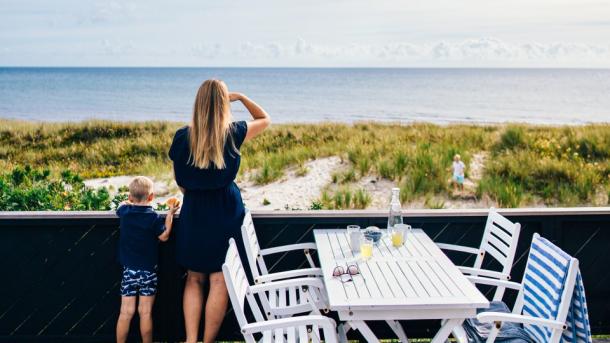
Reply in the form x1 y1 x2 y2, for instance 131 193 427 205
562 272 592 343
521 236 571 342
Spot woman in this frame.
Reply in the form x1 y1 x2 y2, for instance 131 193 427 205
169 79 270 343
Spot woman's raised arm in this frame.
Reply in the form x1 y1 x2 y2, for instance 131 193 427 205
230 92 270 141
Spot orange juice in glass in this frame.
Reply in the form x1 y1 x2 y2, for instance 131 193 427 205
360 237 373 260
391 230 404 247
392 224 411 247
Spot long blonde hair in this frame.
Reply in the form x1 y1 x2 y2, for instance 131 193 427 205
189 79 233 169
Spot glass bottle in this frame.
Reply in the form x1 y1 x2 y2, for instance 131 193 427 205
387 187 403 231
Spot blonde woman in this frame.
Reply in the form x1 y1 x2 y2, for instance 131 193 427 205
169 79 270 343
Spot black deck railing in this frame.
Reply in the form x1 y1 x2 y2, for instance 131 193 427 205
1 208 609 342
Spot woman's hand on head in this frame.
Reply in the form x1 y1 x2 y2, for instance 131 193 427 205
229 92 243 102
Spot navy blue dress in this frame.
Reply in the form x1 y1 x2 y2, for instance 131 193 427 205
169 121 248 273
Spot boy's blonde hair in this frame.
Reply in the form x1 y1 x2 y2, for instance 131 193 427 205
129 176 154 202
454 154 461 161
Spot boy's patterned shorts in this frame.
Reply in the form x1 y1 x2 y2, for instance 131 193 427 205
120 267 157 296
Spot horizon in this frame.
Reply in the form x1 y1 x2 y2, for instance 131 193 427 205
3 66 610 70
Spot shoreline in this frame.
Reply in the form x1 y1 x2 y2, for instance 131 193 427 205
2 117 609 127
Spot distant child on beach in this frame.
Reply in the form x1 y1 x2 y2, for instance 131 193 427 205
451 154 466 192
115 176 180 343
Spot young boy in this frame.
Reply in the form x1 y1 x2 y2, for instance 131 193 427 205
115 176 180 343
451 154 466 192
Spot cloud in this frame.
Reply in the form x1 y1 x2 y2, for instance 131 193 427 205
191 43 222 58
229 38 610 65
83 1 138 25
100 39 135 56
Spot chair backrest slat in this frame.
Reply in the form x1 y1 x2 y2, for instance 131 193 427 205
223 240 249 325
474 208 521 277
241 209 269 279
223 238 267 334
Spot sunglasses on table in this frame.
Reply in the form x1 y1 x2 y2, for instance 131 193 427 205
332 264 360 283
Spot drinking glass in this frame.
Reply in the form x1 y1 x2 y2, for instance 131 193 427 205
360 236 373 260
347 225 361 253
392 224 411 247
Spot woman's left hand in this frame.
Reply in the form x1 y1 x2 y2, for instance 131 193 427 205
229 92 243 102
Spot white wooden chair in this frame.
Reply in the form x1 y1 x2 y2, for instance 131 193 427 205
242 210 408 342
437 208 521 301
223 238 339 343
241 209 328 315
462 233 590 343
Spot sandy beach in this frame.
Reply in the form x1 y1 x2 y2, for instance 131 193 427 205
84 153 502 211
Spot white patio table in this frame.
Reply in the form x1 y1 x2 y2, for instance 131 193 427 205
313 228 489 343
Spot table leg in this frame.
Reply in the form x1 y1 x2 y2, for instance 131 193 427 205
386 320 409 342
349 320 380 343
452 324 469 343
337 323 350 343
431 318 464 343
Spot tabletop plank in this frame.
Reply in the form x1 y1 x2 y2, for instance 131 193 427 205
313 228 489 314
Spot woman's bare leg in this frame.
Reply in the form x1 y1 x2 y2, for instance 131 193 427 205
184 270 207 343
203 271 229 343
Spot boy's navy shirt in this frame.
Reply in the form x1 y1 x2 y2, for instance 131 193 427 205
116 204 165 271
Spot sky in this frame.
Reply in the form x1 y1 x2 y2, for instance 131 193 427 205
1 0 610 67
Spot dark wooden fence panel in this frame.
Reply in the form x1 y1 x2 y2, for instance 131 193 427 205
0 209 609 342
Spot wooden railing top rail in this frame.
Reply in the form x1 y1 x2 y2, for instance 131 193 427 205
1 206 609 220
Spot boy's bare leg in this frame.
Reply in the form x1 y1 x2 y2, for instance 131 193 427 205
203 271 229 343
184 270 208 343
116 296 136 343
138 295 155 343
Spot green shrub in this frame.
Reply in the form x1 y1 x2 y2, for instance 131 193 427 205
309 200 323 210
0 166 124 211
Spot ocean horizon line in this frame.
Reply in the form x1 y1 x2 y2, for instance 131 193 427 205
2 66 610 71
2 117 607 128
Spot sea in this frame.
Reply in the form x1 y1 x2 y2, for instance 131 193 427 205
1 67 609 125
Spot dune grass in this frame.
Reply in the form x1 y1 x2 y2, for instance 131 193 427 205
0 119 179 178
2 119 609 208
479 125 610 207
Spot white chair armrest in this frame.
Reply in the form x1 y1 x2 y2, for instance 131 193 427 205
477 312 566 330
467 276 522 291
241 315 336 334
436 243 481 255
259 243 317 255
255 268 323 283
459 266 510 280
250 277 325 293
